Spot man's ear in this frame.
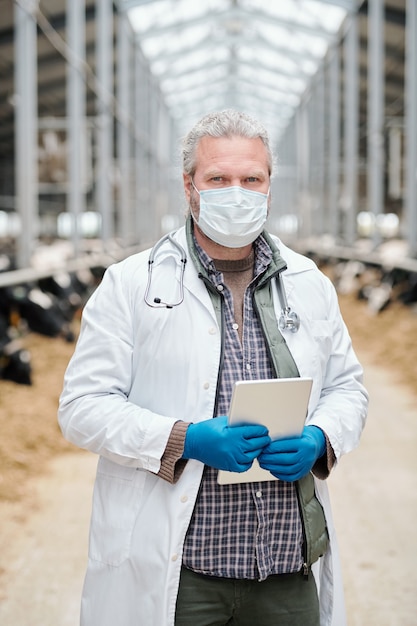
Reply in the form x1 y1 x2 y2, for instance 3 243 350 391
183 174 192 203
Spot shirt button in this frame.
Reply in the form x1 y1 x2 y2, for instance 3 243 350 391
232 323 239 331
217 284 224 292
246 363 251 371
256 490 263 498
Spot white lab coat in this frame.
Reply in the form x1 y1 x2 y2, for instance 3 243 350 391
58 227 368 626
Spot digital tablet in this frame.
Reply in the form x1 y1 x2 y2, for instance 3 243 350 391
217 377 313 485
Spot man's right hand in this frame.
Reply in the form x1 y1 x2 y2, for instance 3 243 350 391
182 415 271 473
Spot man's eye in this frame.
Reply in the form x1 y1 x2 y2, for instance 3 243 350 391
246 177 258 182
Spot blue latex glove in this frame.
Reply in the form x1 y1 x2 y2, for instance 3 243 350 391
258 425 326 482
183 415 271 473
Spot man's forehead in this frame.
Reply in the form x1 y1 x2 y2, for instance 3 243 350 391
195 135 269 170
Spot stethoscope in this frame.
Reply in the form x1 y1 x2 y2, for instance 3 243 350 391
144 232 300 333
144 232 187 309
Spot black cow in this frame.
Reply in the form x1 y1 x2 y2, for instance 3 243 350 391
0 267 97 344
0 311 32 385
38 269 94 322
0 283 75 342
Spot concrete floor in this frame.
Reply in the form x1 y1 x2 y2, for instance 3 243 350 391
0 354 416 626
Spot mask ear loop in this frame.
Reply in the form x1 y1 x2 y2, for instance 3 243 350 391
190 179 200 195
188 179 201 226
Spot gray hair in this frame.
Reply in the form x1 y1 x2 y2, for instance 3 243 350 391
182 109 275 177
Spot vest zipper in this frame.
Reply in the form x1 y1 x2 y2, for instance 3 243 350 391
251 293 280 378
251 267 287 379
198 272 225 416
296 481 310 580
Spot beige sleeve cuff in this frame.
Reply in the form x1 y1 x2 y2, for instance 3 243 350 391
312 434 336 480
156 420 190 484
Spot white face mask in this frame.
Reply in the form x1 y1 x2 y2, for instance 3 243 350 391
190 183 269 248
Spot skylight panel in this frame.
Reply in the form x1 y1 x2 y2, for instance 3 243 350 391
126 0 349 145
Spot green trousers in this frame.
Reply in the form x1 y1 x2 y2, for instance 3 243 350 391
175 566 320 626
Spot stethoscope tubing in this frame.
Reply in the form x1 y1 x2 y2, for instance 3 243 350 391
144 231 300 332
144 232 187 308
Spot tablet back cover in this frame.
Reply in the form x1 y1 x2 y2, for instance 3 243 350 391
217 377 313 485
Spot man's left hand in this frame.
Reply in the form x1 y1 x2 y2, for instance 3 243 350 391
258 425 326 482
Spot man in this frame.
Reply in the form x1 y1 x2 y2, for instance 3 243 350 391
58 109 368 626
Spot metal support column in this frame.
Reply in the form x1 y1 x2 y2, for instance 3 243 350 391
67 0 86 257
405 0 417 257
134 45 142 242
14 0 38 268
168 116 182 224
134 46 149 243
328 45 340 241
276 126 289 222
116 10 132 244
148 74 158 240
96 0 113 248
296 100 311 238
156 101 170 227
314 68 325 236
343 14 359 246
288 119 297 221
367 0 385 247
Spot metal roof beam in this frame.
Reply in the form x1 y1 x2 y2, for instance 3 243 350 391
167 89 294 122
149 33 215 64
170 95 292 117
171 109 291 141
157 52 311 83
312 0 357 11
122 0 352 13
165 78 300 107
116 0 166 10
167 97 295 119
233 6 338 41
359 1 406 27
164 84 301 105
134 6 338 42
149 32 323 75
0 4 97 48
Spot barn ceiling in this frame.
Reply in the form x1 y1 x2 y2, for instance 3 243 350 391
123 0 352 142
0 0 407 159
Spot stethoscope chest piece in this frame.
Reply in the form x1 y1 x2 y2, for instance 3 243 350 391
279 308 300 333
277 273 300 333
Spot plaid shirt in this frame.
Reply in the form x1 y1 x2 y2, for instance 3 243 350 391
182 235 303 581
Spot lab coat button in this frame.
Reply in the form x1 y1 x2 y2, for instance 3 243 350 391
209 327 216 335
180 495 188 503
203 382 209 390
171 553 179 561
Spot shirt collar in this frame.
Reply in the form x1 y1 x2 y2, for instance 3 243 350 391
191 226 272 287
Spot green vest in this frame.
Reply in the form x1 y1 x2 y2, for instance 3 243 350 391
186 218 329 568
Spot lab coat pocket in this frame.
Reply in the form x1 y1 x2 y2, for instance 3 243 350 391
310 320 333 379
89 457 145 567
